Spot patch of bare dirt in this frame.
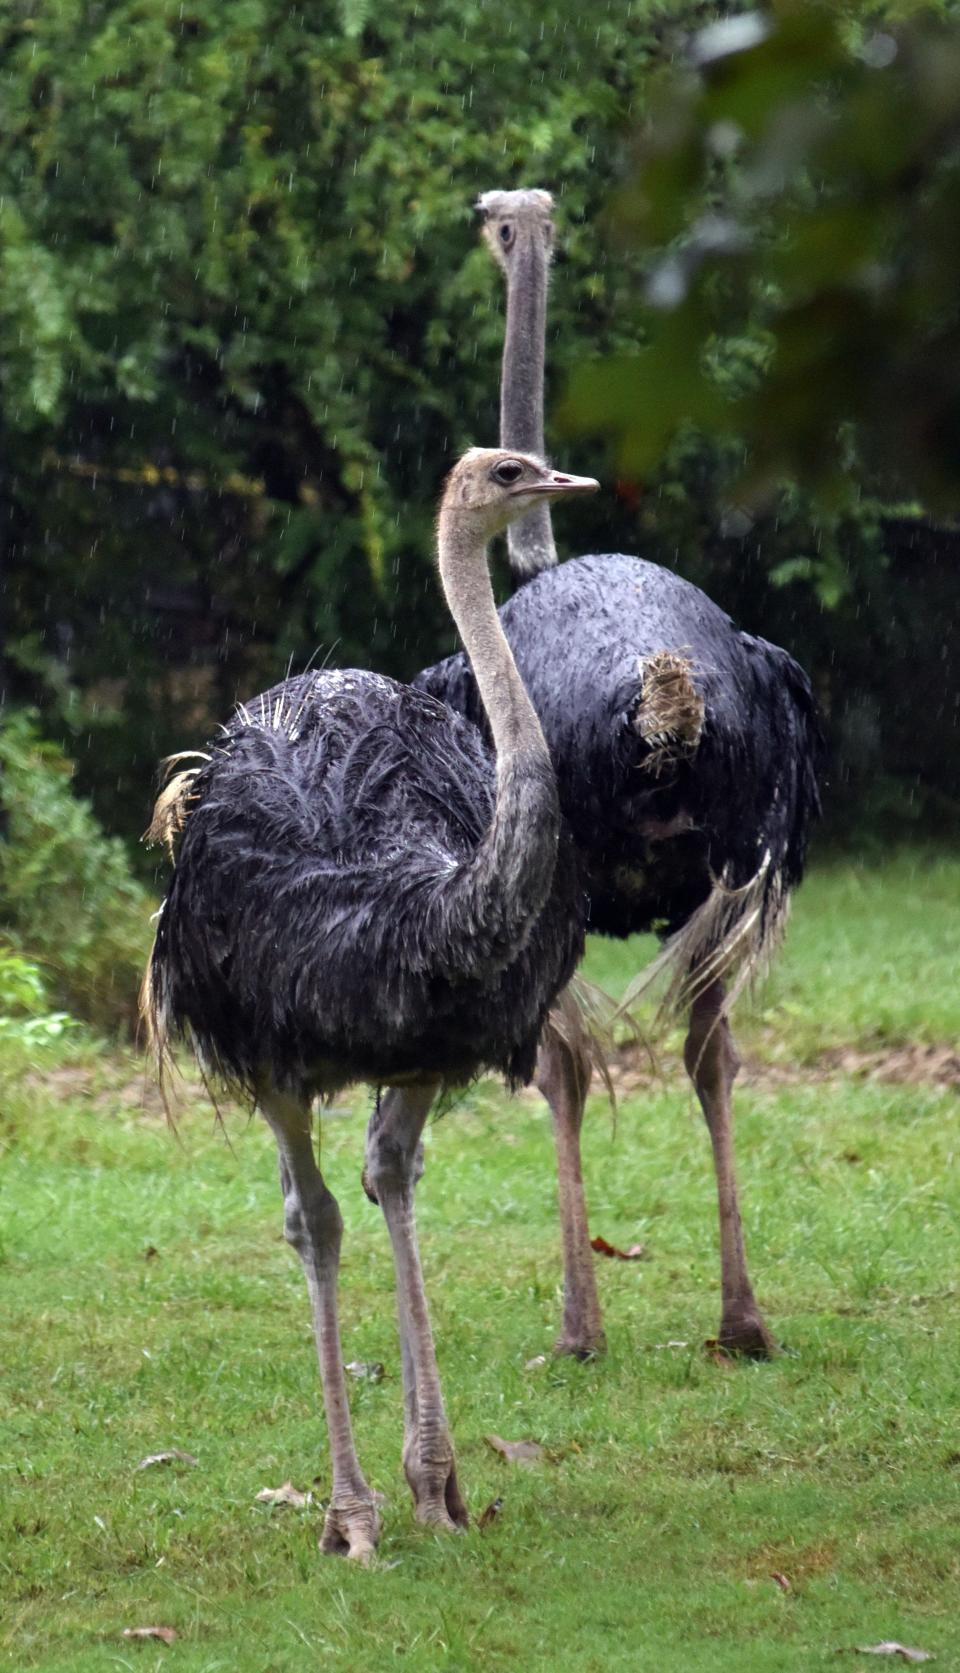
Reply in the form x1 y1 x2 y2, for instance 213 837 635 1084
815 1042 960 1089
21 1038 960 1116
22 1060 194 1118
21 1064 96 1100
603 1040 960 1095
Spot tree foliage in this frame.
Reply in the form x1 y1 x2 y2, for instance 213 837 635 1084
568 2 960 511
0 712 152 1029
0 0 667 839
0 0 957 855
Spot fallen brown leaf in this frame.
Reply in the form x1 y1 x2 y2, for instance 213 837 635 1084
477 1496 504 1528
144 1246 158 1260
135 1449 198 1471
255 1481 310 1508
703 1339 735 1370
850 1647 935 1664
590 1235 647 1261
771 1571 791 1593
122 1626 177 1645
484 1434 545 1467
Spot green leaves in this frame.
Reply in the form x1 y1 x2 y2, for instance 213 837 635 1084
0 0 666 811
562 312 726 477
567 4 960 515
336 0 373 38
0 947 78 1046
1 0 956 843
0 713 152 1032
0 204 69 422
0 948 49 1015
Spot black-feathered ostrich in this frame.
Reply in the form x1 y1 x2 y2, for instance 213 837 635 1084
417 191 822 1359
143 448 598 1560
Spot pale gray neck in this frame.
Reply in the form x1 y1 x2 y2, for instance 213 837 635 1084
437 509 549 765
501 232 557 578
433 504 560 979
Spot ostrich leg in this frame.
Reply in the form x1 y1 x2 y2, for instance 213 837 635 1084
364 1085 469 1531
260 1091 381 1560
684 981 777 1358
536 1028 605 1358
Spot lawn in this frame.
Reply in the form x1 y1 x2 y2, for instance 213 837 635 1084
1 851 958 1671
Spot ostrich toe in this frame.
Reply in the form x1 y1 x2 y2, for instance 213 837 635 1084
319 1497 382 1562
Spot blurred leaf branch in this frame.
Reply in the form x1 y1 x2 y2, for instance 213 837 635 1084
565 3 960 514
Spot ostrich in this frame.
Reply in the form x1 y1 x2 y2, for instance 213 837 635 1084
142 447 599 1559
416 190 822 1359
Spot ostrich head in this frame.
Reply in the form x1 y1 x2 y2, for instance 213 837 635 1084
477 188 554 275
440 448 597 542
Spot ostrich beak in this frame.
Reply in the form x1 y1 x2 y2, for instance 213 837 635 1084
513 470 600 498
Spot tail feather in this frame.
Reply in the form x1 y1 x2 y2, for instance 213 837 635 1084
138 923 179 1122
616 850 789 1034
545 972 651 1111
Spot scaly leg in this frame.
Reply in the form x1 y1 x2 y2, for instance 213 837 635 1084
361 1098 423 1449
684 982 777 1358
260 1090 381 1559
364 1084 468 1531
536 1028 605 1358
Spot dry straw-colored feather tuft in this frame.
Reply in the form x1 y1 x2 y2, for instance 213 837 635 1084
544 973 652 1114
138 930 177 1123
141 751 211 1122
143 752 210 860
633 650 705 776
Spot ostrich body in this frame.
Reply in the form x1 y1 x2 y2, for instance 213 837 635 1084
144 448 598 1558
416 191 822 1358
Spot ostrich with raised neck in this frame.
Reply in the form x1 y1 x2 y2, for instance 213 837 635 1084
418 191 822 1359
487 187 558 578
143 448 598 1560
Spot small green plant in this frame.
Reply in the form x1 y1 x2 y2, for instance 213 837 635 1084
0 710 153 1033
0 946 47 1011
0 944 77 1046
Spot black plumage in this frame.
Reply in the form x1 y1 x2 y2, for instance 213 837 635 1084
142 450 606 1559
404 186 825 1361
148 670 585 1099
417 553 822 981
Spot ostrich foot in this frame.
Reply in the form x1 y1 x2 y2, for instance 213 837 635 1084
319 1497 381 1562
717 1305 778 1360
404 1441 469 1533
413 1470 469 1533
553 1326 606 1361
553 1290 606 1360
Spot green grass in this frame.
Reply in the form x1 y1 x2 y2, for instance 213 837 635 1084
2 852 959 1671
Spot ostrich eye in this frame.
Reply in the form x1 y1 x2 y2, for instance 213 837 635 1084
499 223 514 249
492 459 524 485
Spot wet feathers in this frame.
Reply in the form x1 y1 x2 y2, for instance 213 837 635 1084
145 671 585 1098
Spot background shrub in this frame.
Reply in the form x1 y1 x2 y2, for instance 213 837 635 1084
0 711 153 1034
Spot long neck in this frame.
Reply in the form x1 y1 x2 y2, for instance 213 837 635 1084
438 510 548 762
501 232 557 578
435 509 560 977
